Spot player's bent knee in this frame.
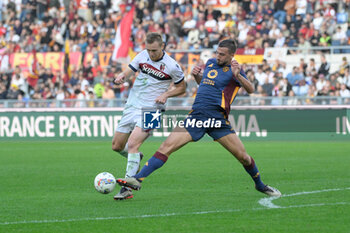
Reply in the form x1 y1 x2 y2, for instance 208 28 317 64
112 143 124 152
235 150 250 165
241 156 251 166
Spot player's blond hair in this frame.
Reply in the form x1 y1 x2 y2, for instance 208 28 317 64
146 33 163 45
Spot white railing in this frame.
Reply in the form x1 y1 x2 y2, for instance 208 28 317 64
169 45 350 54
0 96 349 109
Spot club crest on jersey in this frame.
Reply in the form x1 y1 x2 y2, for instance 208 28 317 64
160 63 166 71
223 67 229 72
207 70 218 79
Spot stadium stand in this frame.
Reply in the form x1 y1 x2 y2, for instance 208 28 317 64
0 0 349 106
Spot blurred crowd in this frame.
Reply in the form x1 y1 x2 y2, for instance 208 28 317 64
0 0 350 106
241 55 350 105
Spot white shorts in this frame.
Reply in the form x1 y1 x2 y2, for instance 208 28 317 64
115 106 143 134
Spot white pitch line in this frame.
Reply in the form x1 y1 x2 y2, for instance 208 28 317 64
258 187 350 209
1 201 349 226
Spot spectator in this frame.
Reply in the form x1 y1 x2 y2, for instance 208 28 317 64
306 58 318 76
312 11 324 30
238 21 249 46
274 32 286 47
265 68 275 83
287 67 304 86
0 82 8 99
305 84 316 104
299 58 308 76
74 89 86 107
296 0 307 17
204 14 217 32
332 26 348 53
339 84 350 104
250 85 267 105
56 87 65 101
284 0 296 16
102 81 115 99
339 57 350 76
7 84 20 99
292 79 309 96
247 70 259 90
262 77 274 96
87 91 95 107
310 29 321 47
323 4 336 23
316 74 327 91
273 0 287 24
319 32 331 47
94 81 105 99
270 91 284 105
318 54 330 77
268 23 281 40
298 36 311 54
255 66 268 86
287 90 298 105
102 81 115 107
341 68 350 87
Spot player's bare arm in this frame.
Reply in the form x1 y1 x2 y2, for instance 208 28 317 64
113 67 135 84
231 60 255 94
191 65 203 85
155 80 186 104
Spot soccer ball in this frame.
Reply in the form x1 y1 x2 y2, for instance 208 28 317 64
94 172 116 194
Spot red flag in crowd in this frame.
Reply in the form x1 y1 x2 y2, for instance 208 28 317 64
112 6 135 61
27 49 39 87
63 38 71 83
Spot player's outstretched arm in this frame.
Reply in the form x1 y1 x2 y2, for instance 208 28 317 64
231 60 255 94
155 80 186 104
113 67 135 84
191 65 203 85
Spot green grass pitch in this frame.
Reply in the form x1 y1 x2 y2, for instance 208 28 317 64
0 140 349 233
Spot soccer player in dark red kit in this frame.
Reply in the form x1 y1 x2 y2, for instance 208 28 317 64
117 39 281 197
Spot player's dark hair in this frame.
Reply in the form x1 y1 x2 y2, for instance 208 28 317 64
218 39 237 54
146 32 163 45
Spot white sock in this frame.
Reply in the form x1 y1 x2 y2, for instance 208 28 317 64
119 143 128 158
125 153 141 178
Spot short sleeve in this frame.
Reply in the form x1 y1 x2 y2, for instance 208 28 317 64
128 50 146 72
171 62 185 84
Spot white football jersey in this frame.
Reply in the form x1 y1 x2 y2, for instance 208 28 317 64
126 50 184 108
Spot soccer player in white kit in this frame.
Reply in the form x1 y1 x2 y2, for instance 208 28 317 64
112 33 186 200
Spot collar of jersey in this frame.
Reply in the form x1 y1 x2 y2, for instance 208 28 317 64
152 51 165 62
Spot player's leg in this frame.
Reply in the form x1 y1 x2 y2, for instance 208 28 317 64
135 127 192 179
124 126 150 178
216 133 281 196
112 108 138 200
112 131 130 158
112 108 136 157
112 131 135 200
117 127 193 190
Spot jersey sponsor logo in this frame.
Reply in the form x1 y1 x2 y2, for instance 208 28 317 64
139 63 171 81
207 69 218 79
